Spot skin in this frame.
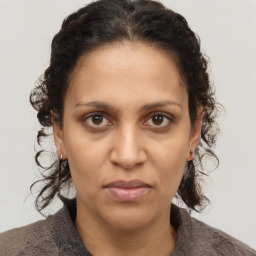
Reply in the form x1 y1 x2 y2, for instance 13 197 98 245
53 41 203 256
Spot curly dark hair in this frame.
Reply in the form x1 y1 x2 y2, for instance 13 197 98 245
30 0 220 214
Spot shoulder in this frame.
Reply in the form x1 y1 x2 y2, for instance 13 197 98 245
191 217 255 255
177 207 256 256
0 218 58 256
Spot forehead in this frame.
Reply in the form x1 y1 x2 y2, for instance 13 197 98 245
67 41 187 108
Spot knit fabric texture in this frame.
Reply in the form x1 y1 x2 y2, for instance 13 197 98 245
0 198 255 255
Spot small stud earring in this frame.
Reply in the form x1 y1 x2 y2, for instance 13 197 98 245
189 150 193 159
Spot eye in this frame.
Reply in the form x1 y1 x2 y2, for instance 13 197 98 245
83 113 112 127
144 113 173 128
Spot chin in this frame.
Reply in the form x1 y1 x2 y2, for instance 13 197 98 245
100 204 156 231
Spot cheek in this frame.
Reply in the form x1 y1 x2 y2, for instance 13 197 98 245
63 115 107 162
151 135 189 192
64 140 108 207
63 127 109 188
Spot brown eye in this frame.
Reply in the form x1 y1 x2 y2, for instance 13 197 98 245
91 115 103 125
84 113 111 127
144 112 173 128
152 114 164 125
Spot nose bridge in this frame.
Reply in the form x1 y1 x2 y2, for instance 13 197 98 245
120 124 138 152
110 123 146 169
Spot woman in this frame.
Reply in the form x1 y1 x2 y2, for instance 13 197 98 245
0 0 255 255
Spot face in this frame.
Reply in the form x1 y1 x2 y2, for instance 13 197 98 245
54 41 202 230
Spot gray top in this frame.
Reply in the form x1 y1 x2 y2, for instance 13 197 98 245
0 198 255 256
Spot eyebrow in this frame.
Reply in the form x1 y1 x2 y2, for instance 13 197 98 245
74 100 182 111
141 100 182 111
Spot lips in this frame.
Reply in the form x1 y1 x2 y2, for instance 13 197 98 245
104 179 152 202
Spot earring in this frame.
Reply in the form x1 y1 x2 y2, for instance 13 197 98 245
189 150 193 159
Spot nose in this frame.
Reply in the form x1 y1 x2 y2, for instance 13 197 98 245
109 125 147 169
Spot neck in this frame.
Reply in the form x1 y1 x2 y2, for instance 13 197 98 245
75 203 177 256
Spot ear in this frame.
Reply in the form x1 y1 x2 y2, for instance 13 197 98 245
186 105 204 161
51 112 67 160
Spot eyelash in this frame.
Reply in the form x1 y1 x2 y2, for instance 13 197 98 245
82 111 174 130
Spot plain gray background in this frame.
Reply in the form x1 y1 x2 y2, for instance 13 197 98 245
0 0 255 249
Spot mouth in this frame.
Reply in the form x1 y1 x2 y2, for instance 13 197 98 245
103 179 152 202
